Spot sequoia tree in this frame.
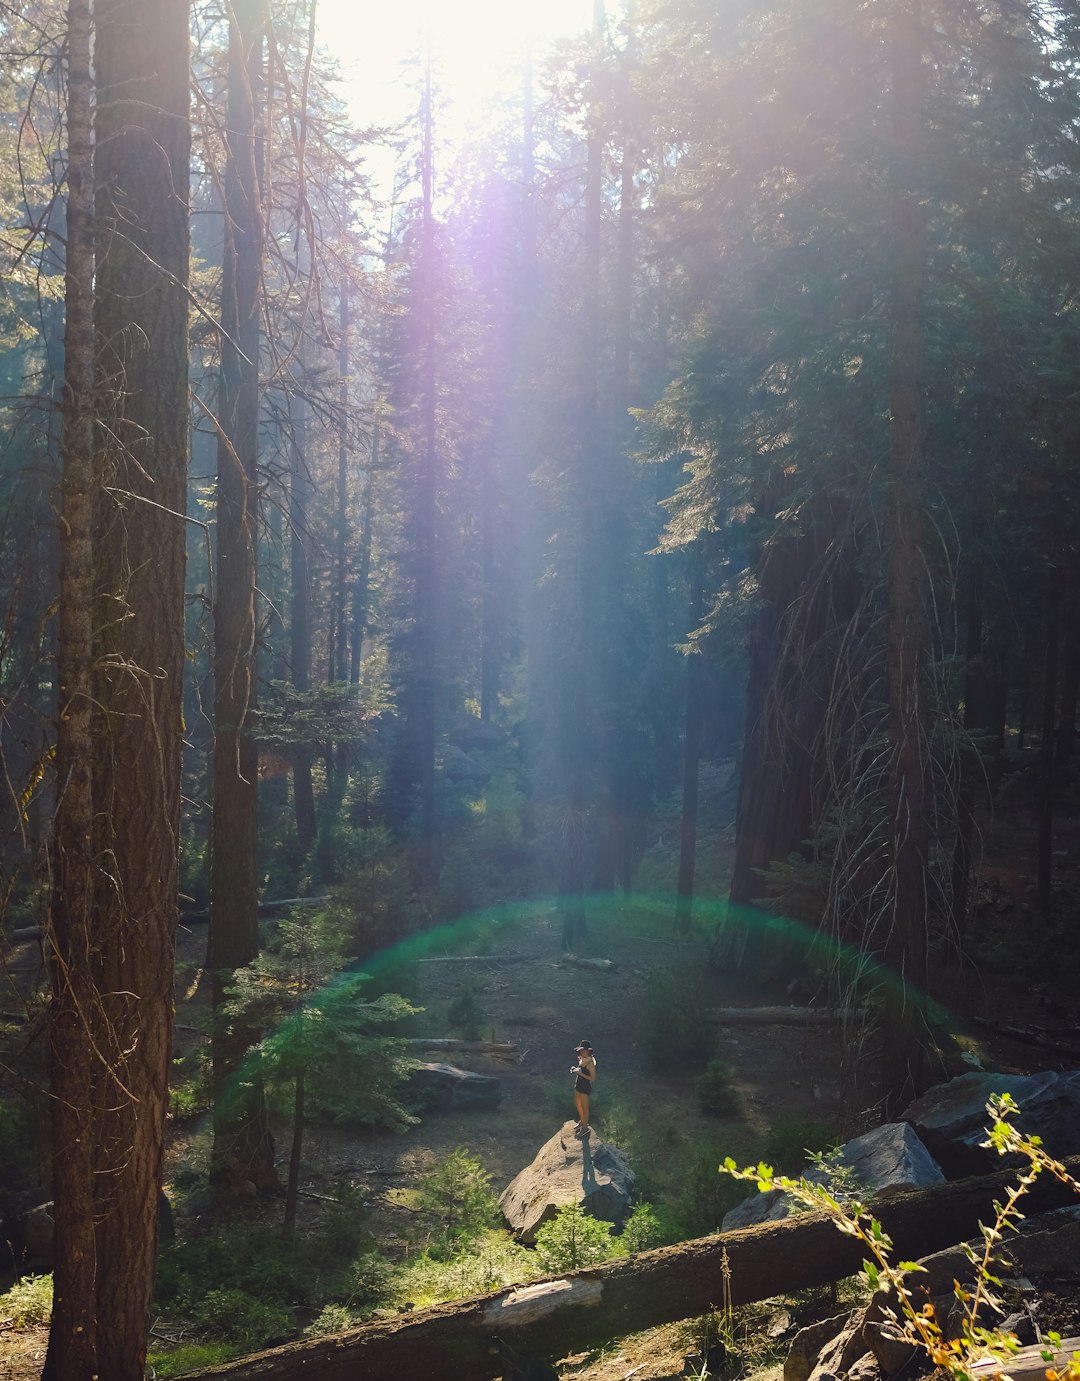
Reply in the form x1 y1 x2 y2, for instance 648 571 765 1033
45 0 191 1373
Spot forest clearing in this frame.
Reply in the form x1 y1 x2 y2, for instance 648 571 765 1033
5 0 1080 1378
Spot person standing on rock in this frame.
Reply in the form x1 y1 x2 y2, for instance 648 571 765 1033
571 1040 596 1135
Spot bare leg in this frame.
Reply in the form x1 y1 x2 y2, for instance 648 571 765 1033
574 1091 589 1132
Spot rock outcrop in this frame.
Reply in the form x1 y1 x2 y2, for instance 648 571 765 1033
499 1122 635 1243
722 1122 945 1231
902 1070 1080 1174
407 1063 502 1111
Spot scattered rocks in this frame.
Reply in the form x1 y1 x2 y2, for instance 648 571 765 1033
499 1121 635 1243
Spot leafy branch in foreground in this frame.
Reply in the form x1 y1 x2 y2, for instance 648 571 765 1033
720 1095 1080 1381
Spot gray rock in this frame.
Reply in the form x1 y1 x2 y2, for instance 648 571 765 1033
804 1315 870 1381
722 1123 943 1232
450 717 507 752
408 1062 502 1111
838 1122 945 1193
499 1122 635 1243
21 1203 54 1268
902 1070 1080 1175
785 1310 856 1381
440 745 491 784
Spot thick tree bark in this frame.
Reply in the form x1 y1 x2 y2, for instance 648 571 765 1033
288 389 316 851
1037 565 1059 910
176 1161 1080 1381
211 0 276 1191
414 48 439 882
881 0 930 1116
46 0 191 1374
948 558 983 952
44 1 97 1372
675 549 704 937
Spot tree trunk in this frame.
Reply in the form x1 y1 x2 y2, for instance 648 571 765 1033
46 0 191 1373
881 0 930 1116
44 0 97 1371
289 388 316 851
211 0 276 1192
176 1161 1080 1381
1037 565 1059 910
675 549 704 937
949 557 983 953
1055 584 1079 767
414 47 439 882
283 1070 305 1237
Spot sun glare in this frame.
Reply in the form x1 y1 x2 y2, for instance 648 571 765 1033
317 0 593 137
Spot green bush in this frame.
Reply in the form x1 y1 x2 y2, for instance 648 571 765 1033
304 1303 356 1338
533 1203 614 1273
695 1058 741 1116
199 1288 293 1349
416 1148 499 1252
0 1273 52 1327
446 977 486 1040
392 1230 534 1307
147 1342 234 1377
346 1251 396 1312
618 1202 667 1253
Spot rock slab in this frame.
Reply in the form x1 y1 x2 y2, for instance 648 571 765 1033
500 1122 635 1243
722 1122 944 1232
407 1062 502 1111
902 1070 1080 1175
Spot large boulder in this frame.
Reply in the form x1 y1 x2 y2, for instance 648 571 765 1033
902 1071 1080 1175
500 1122 635 1243
408 1063 502 1112
440 745 491 785
721 1122 944 1232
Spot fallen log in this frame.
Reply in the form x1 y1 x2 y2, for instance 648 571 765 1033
969 1015 1080 1061
564 956 618 972
178 896 331 926
403 1039 518 1057
414 954 537 965
179 1157 1080 1381
705 1007 859 1026
970 1338 1080 1381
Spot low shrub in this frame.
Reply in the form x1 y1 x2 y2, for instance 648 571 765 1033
198 1288 293 1349
392 1230 534 1307
533 1203 614 1272
618 1202 667 1253
695 1058 741 1116
0 1273 52 1327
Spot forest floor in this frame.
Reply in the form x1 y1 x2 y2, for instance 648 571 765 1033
5 757 1080 1380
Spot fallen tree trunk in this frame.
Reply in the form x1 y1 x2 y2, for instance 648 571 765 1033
563 956 618 972
178 896 330 926
705 1007 858 1026
180 1157 1080 1381
971 1338 1080 1381
969 1015 1080 1061
402 1039 519 1057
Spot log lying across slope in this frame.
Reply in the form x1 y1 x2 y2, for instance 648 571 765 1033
181 1157 1080 1381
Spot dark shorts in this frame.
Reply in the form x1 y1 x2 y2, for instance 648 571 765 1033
575 1075 592 1095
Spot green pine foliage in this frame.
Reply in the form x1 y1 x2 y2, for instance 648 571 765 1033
415 1148 500 1253
533 1203 615 1273
223 909 419 1129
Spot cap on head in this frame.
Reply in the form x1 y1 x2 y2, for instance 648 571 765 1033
576 1041 592 1051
